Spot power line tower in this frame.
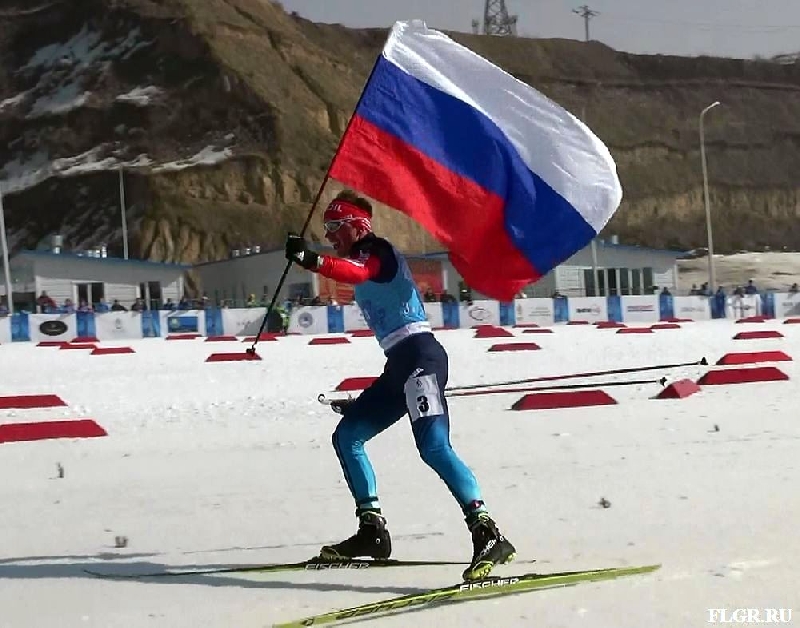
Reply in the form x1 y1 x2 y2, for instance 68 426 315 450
481 0 518 36
572 4 599 42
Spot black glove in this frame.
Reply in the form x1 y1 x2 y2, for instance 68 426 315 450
285 234 321 270
330 398 355 415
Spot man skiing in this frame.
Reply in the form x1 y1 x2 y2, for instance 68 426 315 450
284 190 516 581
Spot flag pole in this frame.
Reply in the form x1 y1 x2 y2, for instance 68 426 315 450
246 48 386 356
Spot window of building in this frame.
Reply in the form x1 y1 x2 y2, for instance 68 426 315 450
620 268 631 295
631 269 642 295
76 282 105 306
643 268 655 294
583 269 596 297
138 282 163 309
607 268 618 295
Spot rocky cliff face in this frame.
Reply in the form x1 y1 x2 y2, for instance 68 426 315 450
1 0 799 269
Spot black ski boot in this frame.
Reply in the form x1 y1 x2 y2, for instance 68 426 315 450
462 512 516 581
319 510 392 560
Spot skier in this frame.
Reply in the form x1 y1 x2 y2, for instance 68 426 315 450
284 190 516 581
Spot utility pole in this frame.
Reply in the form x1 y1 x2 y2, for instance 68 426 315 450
0 185 13 316
573 5 599 42
480 0 518 37
119 168 129 260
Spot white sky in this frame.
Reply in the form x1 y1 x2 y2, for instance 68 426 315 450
279 0 800 58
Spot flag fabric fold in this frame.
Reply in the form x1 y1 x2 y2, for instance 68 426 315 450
330 20 622 301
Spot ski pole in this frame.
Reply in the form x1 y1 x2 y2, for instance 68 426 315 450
446 377 667 399
446 358 707 392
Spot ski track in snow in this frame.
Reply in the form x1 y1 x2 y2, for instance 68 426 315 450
0 321 798 627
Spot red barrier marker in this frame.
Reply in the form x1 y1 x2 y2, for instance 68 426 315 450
0 419 107 444
511 390 617 411
206 352 262 362
91 347 135 355
336 377 378 392
488 343 541 352
656 379 701 399
0 394 67 410
697 366 788 385
716 351 791 366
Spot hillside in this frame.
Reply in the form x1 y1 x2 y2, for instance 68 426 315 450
1 0 800 266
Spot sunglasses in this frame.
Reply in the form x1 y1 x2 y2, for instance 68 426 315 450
324 218 354 233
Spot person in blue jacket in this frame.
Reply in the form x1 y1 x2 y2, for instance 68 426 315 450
285 190 515 581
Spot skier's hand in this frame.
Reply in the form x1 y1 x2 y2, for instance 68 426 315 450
285 234 321 270
330 398 355 415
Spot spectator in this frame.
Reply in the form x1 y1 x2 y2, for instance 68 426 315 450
37 291 57 313
77 299 93 313
246 293 258 307
744 279 758 295
716 286 727 297
689 284 699 295
162 298 177 310
62 298 75 314
0 298 8 317
177 296 191 310
95 298 110 313
131 298 146 312
440 290 457 303
790 283 799 294
700 282 712 297
423 287 438 302
660 287 672 296
733 286 745 297
551 290 566 299
111 299 127 311
310 295 322 306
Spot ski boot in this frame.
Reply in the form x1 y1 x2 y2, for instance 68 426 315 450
319 510 392 560
462 512 516 581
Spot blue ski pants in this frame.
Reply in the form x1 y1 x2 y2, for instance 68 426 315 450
331 332 483 515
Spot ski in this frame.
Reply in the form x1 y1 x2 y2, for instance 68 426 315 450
273 563 661 627
83 557 468 579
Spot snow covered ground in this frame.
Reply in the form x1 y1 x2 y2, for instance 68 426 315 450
1 322 798 628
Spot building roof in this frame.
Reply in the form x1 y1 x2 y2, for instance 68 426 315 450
413 240 686 261
15 250 191 270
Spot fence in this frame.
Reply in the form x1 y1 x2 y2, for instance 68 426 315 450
2 293 798 343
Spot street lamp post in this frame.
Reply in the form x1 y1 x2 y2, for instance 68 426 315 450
0 185 13 317
700 101 720 292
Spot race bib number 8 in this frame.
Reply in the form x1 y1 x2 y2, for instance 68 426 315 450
404 373 444 420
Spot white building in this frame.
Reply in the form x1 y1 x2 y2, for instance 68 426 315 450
5 250 188 311
192 239 683 305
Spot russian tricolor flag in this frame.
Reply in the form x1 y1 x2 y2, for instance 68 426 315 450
330 20 622 301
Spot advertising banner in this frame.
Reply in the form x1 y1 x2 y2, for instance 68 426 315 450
567 297 608 323
222 308 268 336
620 295 660 323
343 304 370 331
160 310 207 336
514 298 555 326
28 314 77 343
94 312 144 340
672 296 711 321
424 302 444 329
774 293 800 318
458 300 501 328
288 306 329 335
0 317 10 344
726 295 761 319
